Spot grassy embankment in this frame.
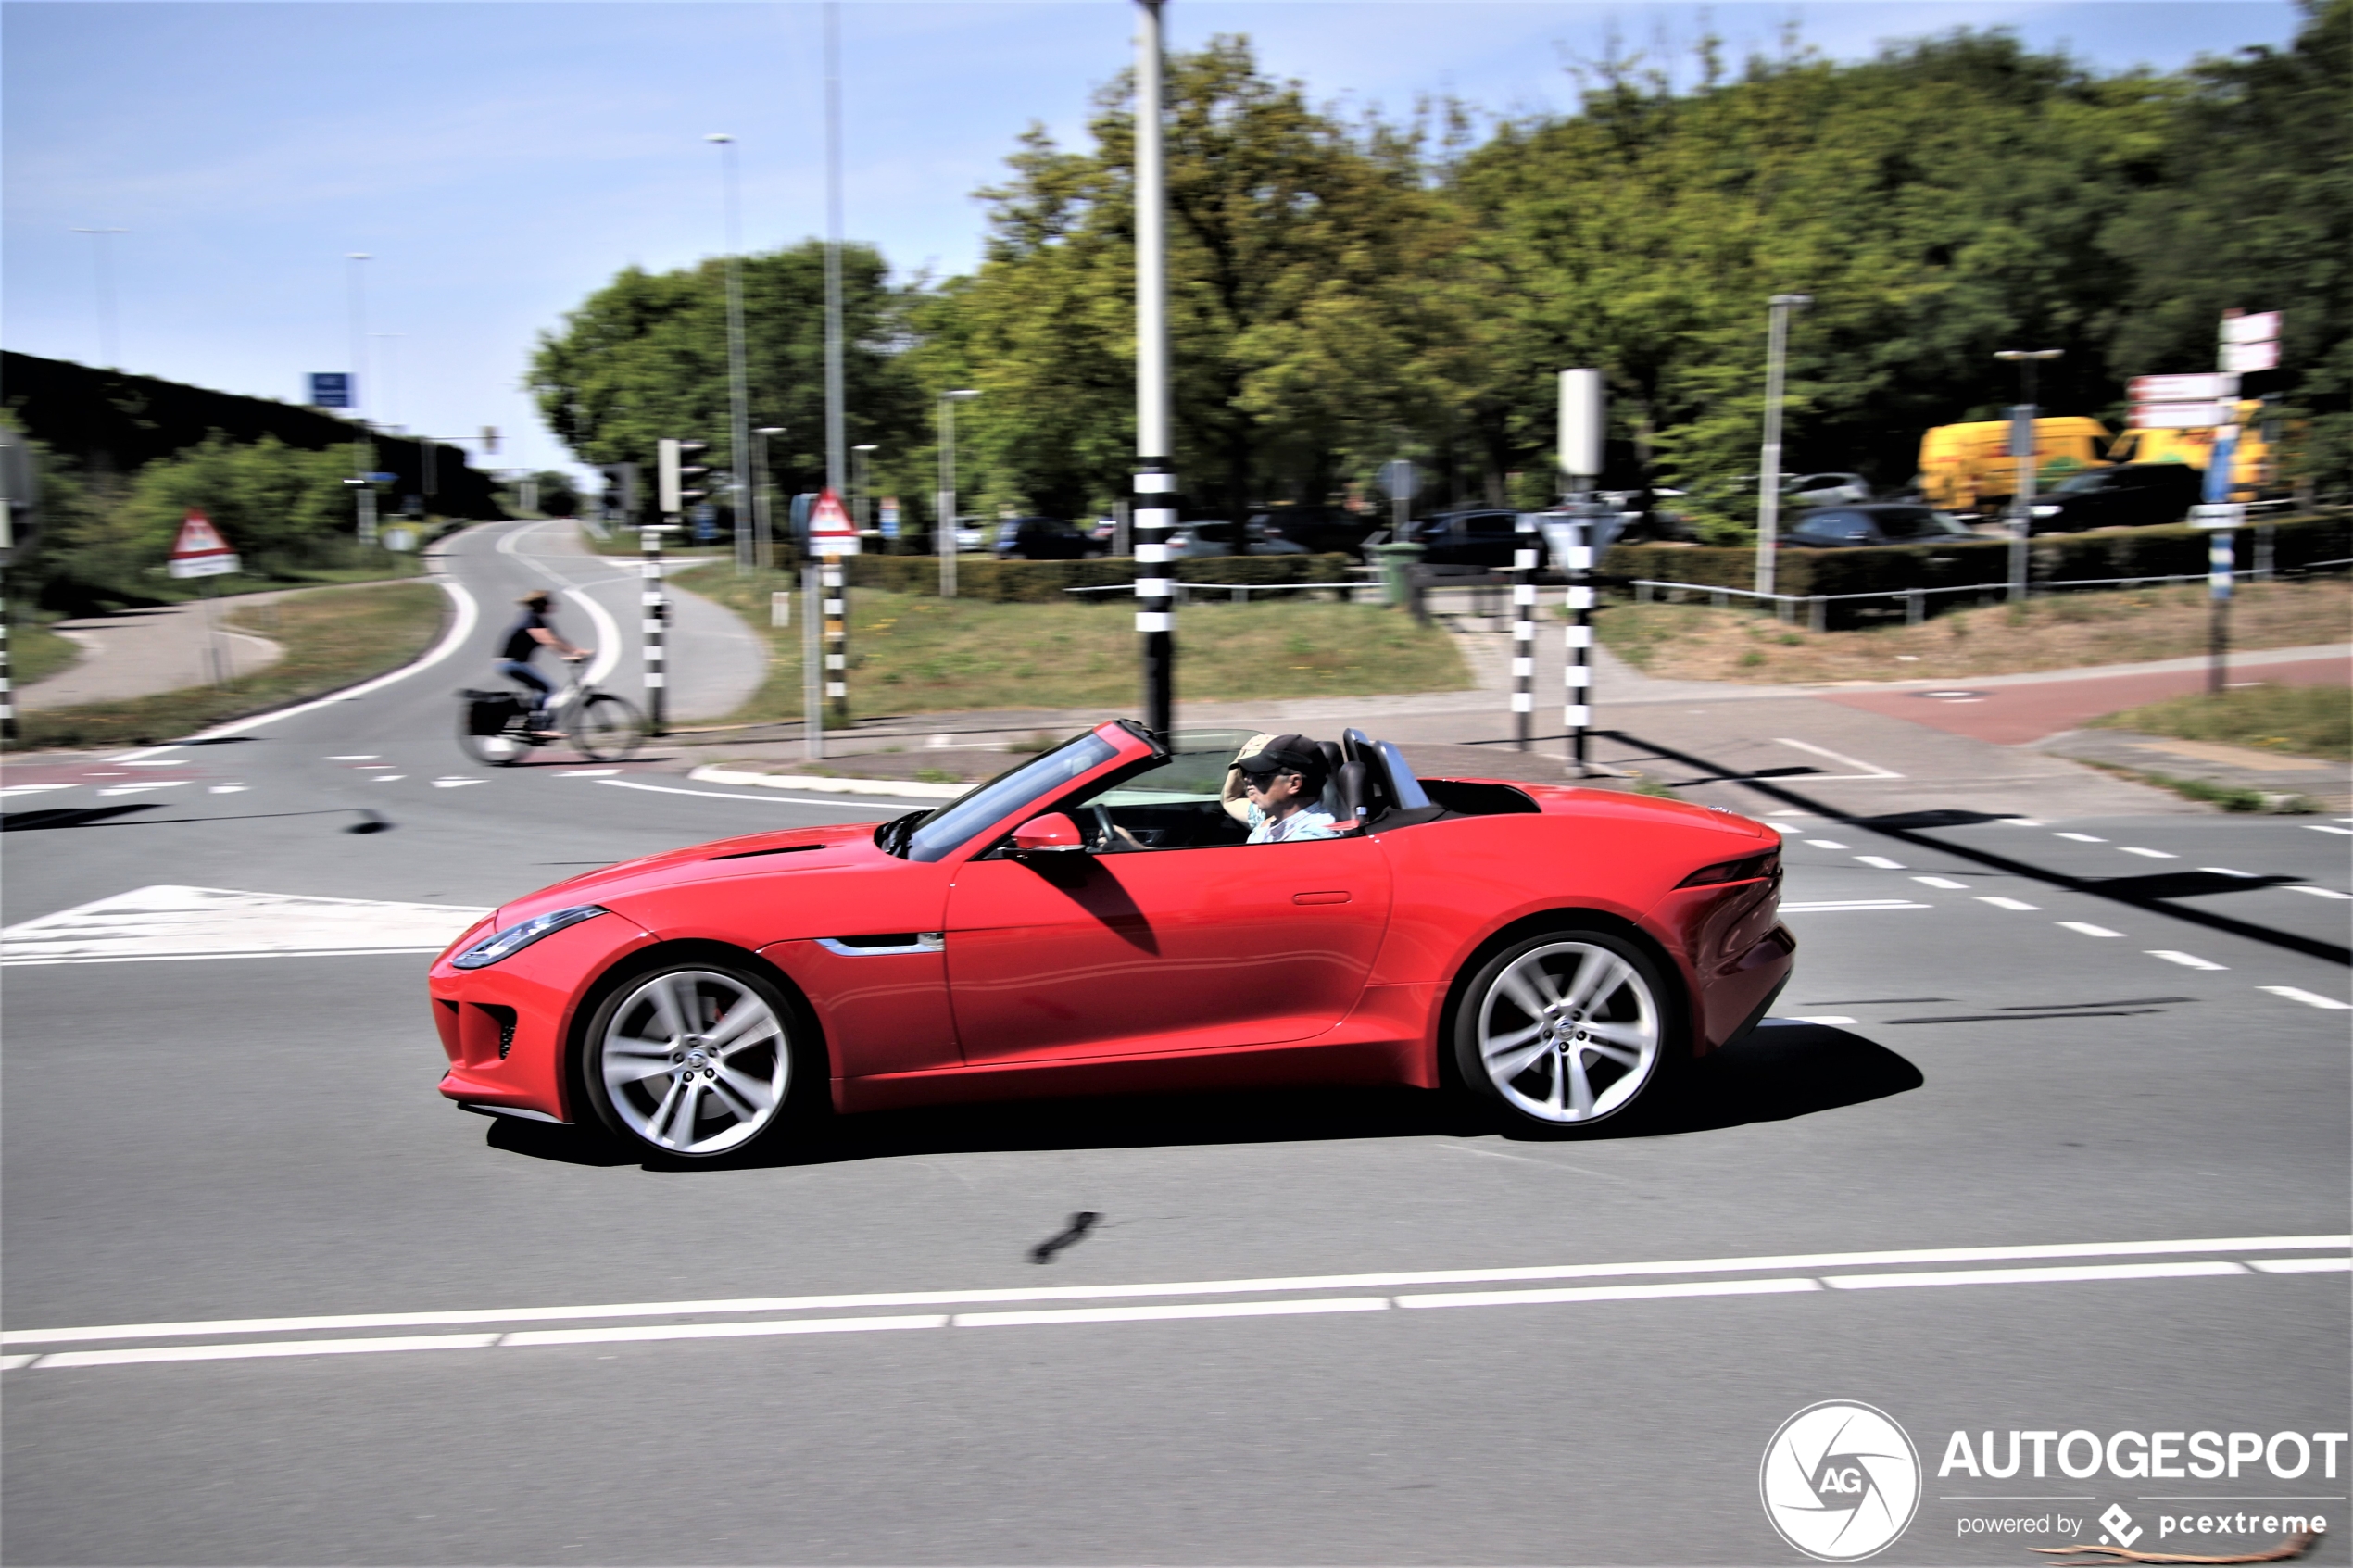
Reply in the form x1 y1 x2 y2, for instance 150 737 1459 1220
1597 579 2349 684
2089 684 2349 763
675 565 1470 722
6 580 447 751
9 613 82 686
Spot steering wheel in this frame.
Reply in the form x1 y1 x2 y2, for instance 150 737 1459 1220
1088 803 1120 851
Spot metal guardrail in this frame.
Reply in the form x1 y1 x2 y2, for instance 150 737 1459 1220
1063 579 1348 604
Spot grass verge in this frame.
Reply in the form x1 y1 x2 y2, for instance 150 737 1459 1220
6 580 447 751
2087 682 2349 762
8 610 82 686
2075 759 2321 814
675 566 1470 721
1596 578 2349 684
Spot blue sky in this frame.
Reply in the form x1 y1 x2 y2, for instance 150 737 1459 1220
3 1 2307 479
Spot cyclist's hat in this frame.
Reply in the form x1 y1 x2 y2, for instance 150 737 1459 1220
518 589 553 608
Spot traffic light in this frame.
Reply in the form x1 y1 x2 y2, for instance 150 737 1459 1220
480 425 499 456
657 439 710 517
598 462 640 525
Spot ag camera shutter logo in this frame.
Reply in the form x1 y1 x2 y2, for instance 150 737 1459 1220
1761 1400 1922 1561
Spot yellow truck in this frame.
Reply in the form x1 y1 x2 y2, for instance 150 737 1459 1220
1919 417 2110 512
2105 402 2280 500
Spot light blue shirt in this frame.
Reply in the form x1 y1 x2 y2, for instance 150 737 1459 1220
1247 802 1340 844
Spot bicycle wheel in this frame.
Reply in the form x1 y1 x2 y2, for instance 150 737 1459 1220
569 692 646 761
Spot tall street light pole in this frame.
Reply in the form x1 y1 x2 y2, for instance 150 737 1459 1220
1133 0 1175 741
852 444 876 536
370 332 405 429
822 3 847 500
755 426 785 571
71 228 129 369
346 254 372 421
937 390 978 596
707 133 755 576
1755 292 1809 599
1994 348 2062 603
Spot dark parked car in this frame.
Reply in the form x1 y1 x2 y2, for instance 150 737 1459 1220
993 517 1100 560
2029 463 2204 533
1783 504 1978 548
1399 509 1533 568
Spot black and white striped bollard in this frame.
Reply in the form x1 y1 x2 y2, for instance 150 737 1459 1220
1134 464 1175 738
641 524 668 735
1565 512 1593 773
1512 514 1536 750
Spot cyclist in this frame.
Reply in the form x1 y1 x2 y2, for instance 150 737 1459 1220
497 589 593 739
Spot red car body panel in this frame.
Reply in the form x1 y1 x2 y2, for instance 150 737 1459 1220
429 721 1793 1125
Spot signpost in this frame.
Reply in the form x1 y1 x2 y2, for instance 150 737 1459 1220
809 488 855 729
2191 503 2243 696
168 509 241 688
308 373 352 409
2221 311 2281 375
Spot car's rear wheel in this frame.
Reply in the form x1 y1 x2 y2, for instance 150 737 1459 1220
1453 927 1671 1131
583 961 802 1158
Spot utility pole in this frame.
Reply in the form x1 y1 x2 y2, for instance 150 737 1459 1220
707 134 755 577
754 427 785 571
937 389 977 596
1994 348 2061 603
1755 293 1809 598
1133 0 1176 742
71 228 129 369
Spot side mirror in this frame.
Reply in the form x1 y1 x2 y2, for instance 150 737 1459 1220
1011 812 1087 854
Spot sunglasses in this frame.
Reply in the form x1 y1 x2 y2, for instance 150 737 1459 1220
1237 769 1296 789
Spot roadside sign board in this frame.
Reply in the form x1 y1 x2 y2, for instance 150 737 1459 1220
879 497 900 541
364 470 398 483
308 373 352 409
2221 312 2281 345
808 487 860 554
2130 374 2236 404
1377 459 1417 501
167 508 241 578
2189 503 2246 530
2223 340 2279 374
2132 402 2231 430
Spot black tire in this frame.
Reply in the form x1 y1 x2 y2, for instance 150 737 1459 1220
569 692 646 761
1451 925 1679 1134
580 957 814 1160
456 710 531 767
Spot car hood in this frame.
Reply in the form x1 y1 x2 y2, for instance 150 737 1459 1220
494 818 900 926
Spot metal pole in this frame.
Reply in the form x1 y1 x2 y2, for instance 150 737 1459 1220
2208 528 2233 696
1566 508 1594 774
1756 295 1807 597
801 561 824 760
937 394 957 596
1134 0 1175 742
1512 514 1535 749
823 2 847 500
73 228 129 368
642 523 668 734
709 135 754 577
824 554 848 726
346 254 371 421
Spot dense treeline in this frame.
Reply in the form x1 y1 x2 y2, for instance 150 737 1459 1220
528 1 2348 536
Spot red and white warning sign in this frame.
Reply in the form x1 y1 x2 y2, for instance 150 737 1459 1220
167 508 242 579
807 487 860 555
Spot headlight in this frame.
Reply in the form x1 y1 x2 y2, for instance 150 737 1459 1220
2031 504 2059 517
450 905 607 969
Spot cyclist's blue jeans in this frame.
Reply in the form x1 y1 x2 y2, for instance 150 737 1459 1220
497 660 554 728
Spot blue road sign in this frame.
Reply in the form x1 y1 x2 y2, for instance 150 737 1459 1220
308 372 353 408
364 471 398 483
692 502 718 543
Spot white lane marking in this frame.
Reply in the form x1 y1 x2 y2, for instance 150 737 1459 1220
1853 855 1906 870
38 1333 503 1370
1776 737 1902 779
1804 839 1849 850
432 777 482 788
2056 832 2107 843
2058 922 2124 937
2146 950 2226 971
0 1354 34 1372
690 766 968 799
2261 986 2351 1010
95 781 190 797
208 784 247 795
1913 876 1968 890
1399 1277 1818 1311
1780 900 1931 912
2288 885 2353 900
1 948 450 968
562 584 621 688
12 1235 2339 1350
593 778 904 809
958 1297 1392 1329
0 784 78 797
1978 896 2041 911
0 885 487 966
2120 847 2176 859
506 1314 950 1348
1823 1261 2246 1291
171 578 479 743
2202 867 2255 877
1785 1015 1858 1026
329 755 380 761
558 768 619 776
2000 819 2045 826
371 775 406 784
2248 1258 2352 1274
2306 824 2353 836
116 759 187 768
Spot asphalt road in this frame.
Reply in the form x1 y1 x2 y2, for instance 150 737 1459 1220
4 522 2347 1566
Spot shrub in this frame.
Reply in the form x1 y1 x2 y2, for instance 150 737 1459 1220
847 552 1353 603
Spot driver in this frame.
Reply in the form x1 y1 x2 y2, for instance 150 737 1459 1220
1227 734 1340 844
498 589 592 740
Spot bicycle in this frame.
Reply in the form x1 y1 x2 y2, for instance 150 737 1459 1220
458 657 646 766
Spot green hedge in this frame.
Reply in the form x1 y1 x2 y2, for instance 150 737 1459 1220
1603 512 2350 602
847 552 1354 603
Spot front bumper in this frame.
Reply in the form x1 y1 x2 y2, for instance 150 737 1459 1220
428 914 655 1123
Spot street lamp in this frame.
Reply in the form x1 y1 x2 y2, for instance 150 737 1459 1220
937 390 979 596
754 426 785 571
369 332 405 429
70 228 129 369
345 254 371 421
1755 292 1811 598
1994 348 2063 604
852 444 877 543
706 133 755 576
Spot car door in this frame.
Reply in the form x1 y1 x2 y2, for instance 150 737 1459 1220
943 836 1393 1065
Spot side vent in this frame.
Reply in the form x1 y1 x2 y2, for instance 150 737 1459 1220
473 1003 520 1060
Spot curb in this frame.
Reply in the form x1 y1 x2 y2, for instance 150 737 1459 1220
687 766 967 799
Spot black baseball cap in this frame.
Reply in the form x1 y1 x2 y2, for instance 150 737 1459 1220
1236 734 1324 779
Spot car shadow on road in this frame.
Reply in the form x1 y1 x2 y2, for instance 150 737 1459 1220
482 1023 1922 1169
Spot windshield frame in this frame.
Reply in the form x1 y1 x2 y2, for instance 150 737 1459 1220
879 721 1159 863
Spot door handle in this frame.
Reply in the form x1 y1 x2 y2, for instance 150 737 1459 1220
1291 891 1350 906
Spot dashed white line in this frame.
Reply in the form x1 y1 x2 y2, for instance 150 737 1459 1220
1805 839 1850 850
2058 922 2124 938
1978 897 2042 911
1913 876 1969 890
2306 824 2353 836
2260 986 2351 1011
593 778 903 809
2056 832 2107 843
432 778 482 789
1854 855 1906 870
2201 867 2254 877
2119 847 2176 859
1823 1261 2246 1292
2145 951 2225 971
371 775 406 784
207 784 246 795
0 784 79 797
2248 1258 2352 1275
328 755 379 761
1786 1015 1858 1026
1780 900 1931 913
2288 885 2353 901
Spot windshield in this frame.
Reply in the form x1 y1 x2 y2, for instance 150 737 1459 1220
1080 729 1258 806
2052 470 2108 495
893 732 1119 862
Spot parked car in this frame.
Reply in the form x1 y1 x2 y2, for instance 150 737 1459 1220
1251 508 1382 558
993 516 1100 560
1398 508 1530 568
951 519 989 552
1165 520 1309 558
1783 504 1979 547
2028 463 2204 533
1784 471 1870 508
428 721 1794 1156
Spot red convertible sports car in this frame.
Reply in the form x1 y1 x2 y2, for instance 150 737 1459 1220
430 721 1793 1158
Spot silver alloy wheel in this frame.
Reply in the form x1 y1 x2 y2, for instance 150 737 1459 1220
1474 939 1659 1124
597 969 789 1155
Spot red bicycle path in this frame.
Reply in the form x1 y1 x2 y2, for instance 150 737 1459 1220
1816 652 2349 746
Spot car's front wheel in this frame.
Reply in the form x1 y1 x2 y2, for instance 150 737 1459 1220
583 960 806 1158
1453 927 1673 1131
